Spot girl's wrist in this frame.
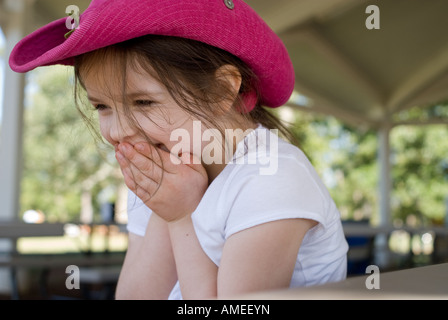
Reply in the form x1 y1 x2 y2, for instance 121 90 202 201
166 211 193 228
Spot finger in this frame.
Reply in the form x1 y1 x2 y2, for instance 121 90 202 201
116 151 138 190
134 142 181 174
133 181 153 205
120 160 159 202
133 142 164 170
116 151 160 191
115 151 132 181
119 142 164 182
128 160 162 193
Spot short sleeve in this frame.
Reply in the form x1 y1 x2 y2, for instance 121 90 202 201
224 156 329 239
126 190 151 236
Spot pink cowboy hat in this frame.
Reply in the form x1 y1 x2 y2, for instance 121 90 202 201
9 0 295 109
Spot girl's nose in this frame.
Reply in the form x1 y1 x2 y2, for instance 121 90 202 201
108 112 138 144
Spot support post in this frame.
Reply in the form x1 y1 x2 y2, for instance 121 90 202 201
0 3 26 225
0 0 27 296
377 123 392 226
374 122 392 270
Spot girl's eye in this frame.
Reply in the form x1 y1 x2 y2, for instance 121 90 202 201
94 104 108 111
134 100 154 107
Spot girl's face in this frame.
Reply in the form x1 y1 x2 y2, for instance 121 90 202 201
82 65 202 158
79 56 255 181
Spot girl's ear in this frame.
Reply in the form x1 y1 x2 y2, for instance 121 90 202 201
215 64 242 110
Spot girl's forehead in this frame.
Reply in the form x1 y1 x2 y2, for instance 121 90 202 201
81 61 165 98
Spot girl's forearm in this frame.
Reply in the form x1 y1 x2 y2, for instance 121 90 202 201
167 215 218 299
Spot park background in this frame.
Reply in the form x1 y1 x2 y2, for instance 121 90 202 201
1 0 448 299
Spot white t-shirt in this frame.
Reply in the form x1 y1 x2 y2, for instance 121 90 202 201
127 125 348 299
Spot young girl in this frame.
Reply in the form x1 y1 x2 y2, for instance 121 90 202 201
10 0 348 299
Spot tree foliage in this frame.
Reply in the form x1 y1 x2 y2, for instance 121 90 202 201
280 103 448 226
391 123 448 225
277 108 378 222
20 66 121 222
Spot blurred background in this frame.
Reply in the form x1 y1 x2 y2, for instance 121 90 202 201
1 0 447 299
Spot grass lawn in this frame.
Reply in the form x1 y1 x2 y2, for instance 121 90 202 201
17 231 128 254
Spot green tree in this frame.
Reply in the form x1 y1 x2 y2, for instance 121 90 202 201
21 66 122 222
391 124 448 225
274 107 379 222
285 102 448 226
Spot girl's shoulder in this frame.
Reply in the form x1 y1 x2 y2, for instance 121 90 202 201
228 125 318 182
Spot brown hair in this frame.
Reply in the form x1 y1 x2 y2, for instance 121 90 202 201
74 35 296 147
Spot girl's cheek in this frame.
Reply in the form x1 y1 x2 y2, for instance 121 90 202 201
138 118 174 147
99 117 114 146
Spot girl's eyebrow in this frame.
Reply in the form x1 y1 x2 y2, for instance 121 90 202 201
125 90 162 99
87 95 102 103
87 91 162 102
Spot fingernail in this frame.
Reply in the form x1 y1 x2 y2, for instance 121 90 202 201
119 143 130 154
116 151 124 161
135 143 145 152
